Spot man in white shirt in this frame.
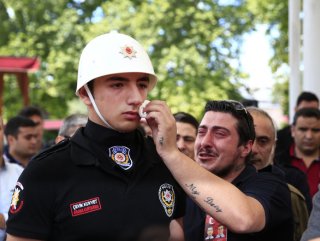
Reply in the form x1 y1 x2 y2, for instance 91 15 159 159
0 116 23 240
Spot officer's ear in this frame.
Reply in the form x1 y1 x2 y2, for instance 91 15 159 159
78 86 92 105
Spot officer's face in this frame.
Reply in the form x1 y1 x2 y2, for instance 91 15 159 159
86 73 150 132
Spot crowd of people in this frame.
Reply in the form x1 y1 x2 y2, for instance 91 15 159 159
0 31 319 241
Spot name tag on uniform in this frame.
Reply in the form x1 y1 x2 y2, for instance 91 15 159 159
70 197 102 217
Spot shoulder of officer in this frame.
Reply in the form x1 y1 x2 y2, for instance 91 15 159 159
32 138 71 161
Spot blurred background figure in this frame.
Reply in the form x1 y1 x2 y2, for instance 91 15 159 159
248 106 310 241
18 106 46 152
276 91 319 158
247 107 277 170
173 112 199 160
301 185 320 241
241 99 259 108
55 113 87 144
3 116 38 168
276 108 320 198
0 116 23 241
248 106 311 208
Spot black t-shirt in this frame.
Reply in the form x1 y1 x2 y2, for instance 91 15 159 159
275 125 292 158
184 165 293 241
6 120 185 241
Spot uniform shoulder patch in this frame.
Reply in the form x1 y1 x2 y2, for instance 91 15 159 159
10 182 24 214
33 139 70 161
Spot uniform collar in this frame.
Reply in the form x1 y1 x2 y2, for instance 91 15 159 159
84 120 136 145
70 128 99 166
70 120 158 169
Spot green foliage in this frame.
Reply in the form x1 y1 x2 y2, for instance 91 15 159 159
0 0 256 120
0 0 86 119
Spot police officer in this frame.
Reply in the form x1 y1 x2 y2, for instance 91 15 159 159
6 32 185 241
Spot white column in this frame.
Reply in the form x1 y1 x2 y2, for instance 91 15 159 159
289 0 301 121
303 0 320 97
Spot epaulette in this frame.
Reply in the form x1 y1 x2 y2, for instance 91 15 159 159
32 138 71 161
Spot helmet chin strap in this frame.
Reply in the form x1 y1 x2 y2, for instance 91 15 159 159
84 84 116 131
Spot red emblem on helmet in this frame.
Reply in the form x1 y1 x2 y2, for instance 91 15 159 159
120 45 137 59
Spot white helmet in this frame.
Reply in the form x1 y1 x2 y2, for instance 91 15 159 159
76 31 157 95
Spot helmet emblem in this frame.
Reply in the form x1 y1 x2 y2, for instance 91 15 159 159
109 146 133 170
158 183 175 217
120 45 137 59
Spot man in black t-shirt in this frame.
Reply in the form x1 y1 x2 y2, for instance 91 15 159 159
159 100 294 241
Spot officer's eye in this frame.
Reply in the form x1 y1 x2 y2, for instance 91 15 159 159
111 82 124 88
138 82 149 89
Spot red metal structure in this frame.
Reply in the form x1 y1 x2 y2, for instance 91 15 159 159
0 56 40 115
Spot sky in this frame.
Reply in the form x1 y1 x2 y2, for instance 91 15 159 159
218 0 277 105
240 26 286 126
240 25 275 107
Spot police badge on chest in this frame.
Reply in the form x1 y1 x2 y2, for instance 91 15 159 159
108 146 133 170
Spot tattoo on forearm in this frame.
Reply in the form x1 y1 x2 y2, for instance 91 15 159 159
185 184 222 212
185 183 200 196
204 197 222 212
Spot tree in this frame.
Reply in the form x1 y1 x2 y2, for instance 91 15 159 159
0 0 256 120
0 0 89 119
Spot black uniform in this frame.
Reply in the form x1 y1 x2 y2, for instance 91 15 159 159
7 120 185 241
184 165 293 241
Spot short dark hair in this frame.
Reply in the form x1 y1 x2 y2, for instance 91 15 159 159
18 106 45 119
173 112 199 130
204 100 255 146
296 91 319 106
292 107 320 125
4 116 37 138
